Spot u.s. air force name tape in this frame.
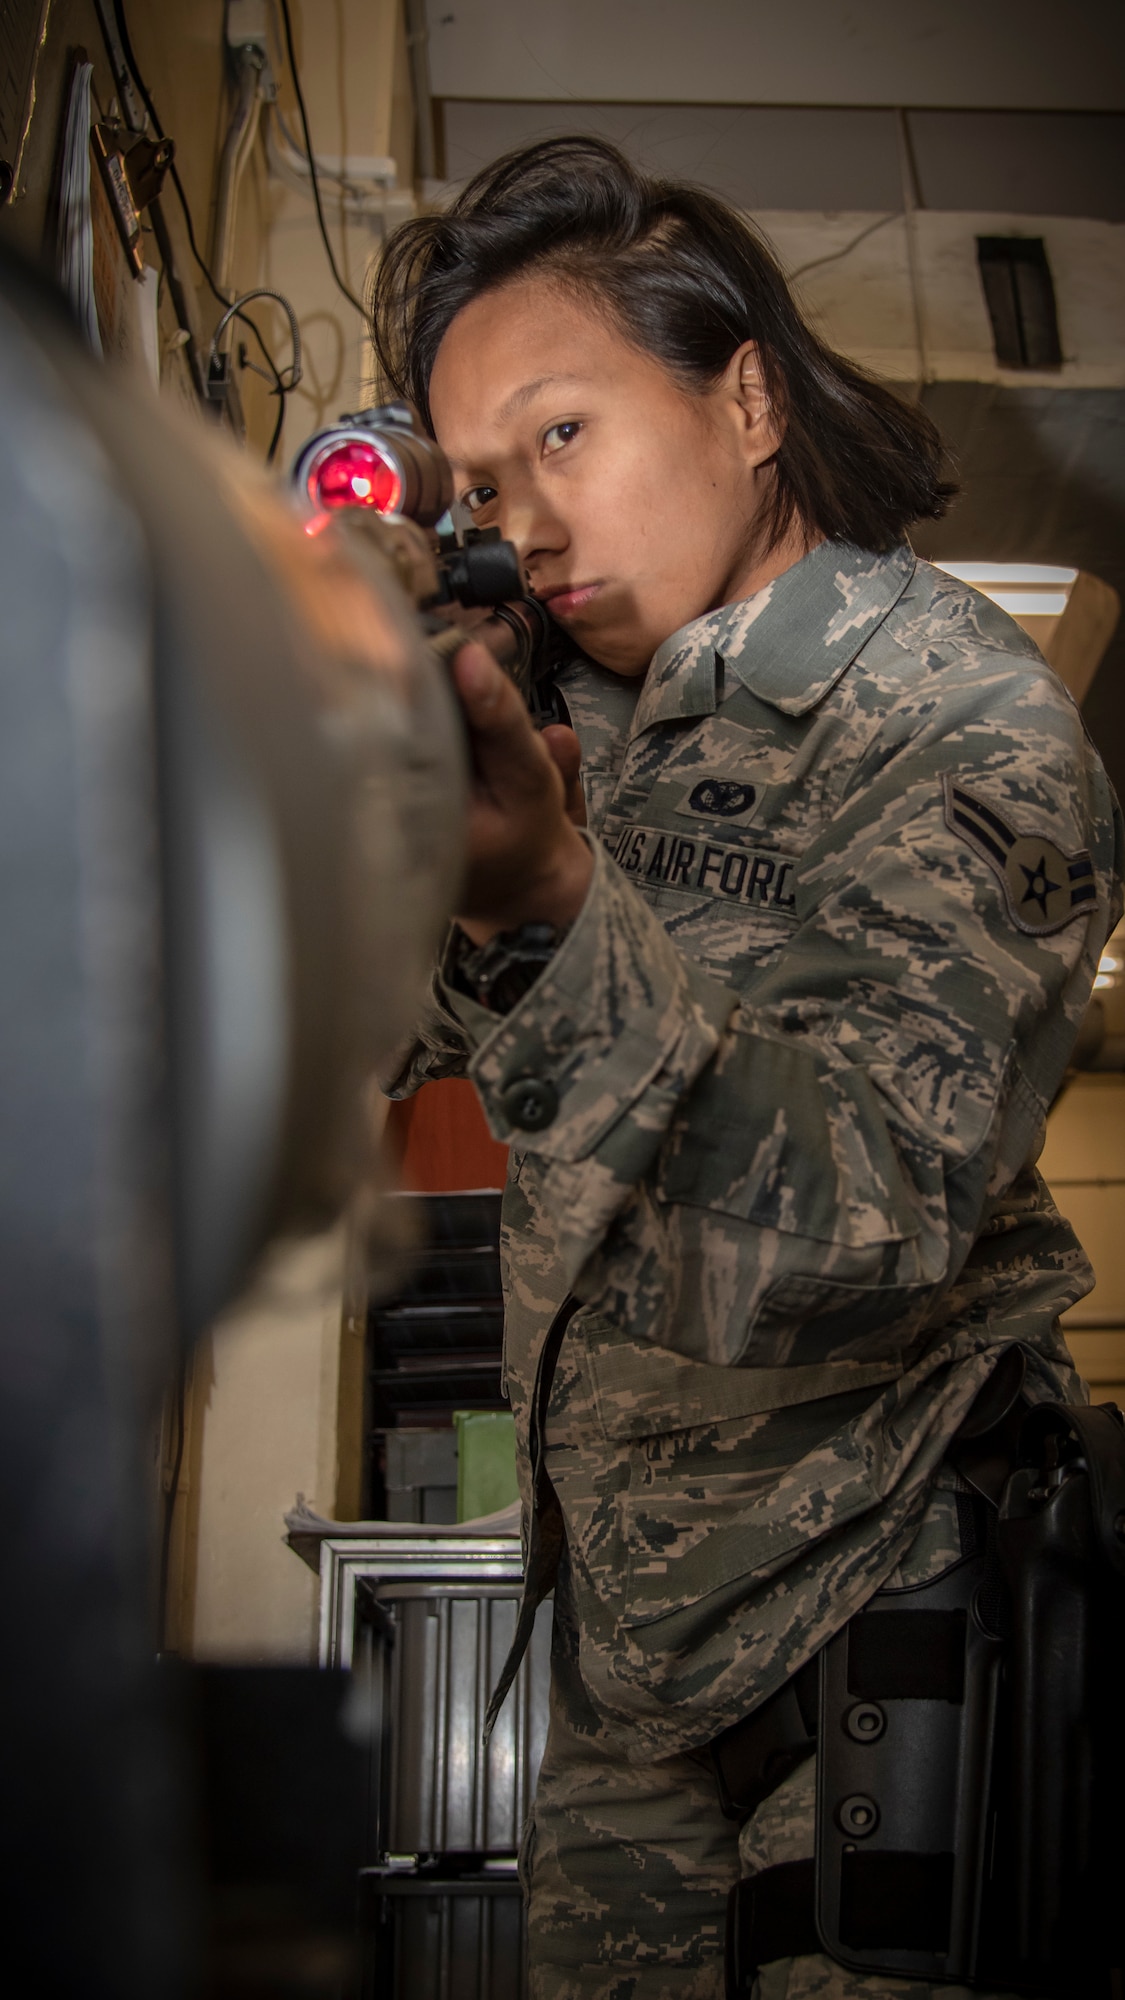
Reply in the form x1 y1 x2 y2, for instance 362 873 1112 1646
603 819 797 910
944 776 1097 935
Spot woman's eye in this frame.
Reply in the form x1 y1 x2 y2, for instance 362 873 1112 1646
542 421 582 456
462 485 498 515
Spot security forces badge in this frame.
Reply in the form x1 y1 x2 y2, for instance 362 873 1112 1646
944 776 1097 935
674 776 759 824
682 777 756 818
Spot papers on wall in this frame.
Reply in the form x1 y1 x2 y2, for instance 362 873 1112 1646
57 60 102 356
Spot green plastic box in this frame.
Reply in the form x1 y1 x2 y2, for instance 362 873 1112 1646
453 1409 518 1521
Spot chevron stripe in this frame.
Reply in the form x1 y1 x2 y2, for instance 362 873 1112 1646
943 775 1099 934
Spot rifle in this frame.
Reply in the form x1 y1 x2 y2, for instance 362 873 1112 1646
290 400 565 721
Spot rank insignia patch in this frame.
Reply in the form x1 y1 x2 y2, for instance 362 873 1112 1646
943 777 1097 935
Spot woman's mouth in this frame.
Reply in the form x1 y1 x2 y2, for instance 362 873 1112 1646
540 582 602 621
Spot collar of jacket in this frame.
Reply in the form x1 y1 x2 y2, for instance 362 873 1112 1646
629 540 917 739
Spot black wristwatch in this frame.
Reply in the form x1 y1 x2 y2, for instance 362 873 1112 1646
448 921 567 1015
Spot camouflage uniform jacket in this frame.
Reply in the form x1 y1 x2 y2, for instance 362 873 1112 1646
386 539 1123 1755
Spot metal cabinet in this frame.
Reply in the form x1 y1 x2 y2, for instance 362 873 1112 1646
318 1532 551 1999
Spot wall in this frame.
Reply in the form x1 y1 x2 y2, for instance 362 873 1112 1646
1039 1077 1125 1408
0 0 396 447
165 1227 347 1661
228 0 414 451
115 0 412 460
438 100 1125 223
761 210 1124 391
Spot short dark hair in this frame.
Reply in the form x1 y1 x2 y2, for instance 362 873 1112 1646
368 136 956 555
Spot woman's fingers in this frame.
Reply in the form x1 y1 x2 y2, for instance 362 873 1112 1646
540 723 586 826
449 641 592 933
451 639 508 720
452 643 565 814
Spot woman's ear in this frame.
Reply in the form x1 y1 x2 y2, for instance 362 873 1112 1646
726 340 785 465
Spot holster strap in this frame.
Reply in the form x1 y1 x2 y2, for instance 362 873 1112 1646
725 1859 818 1995
725 1855 1087 1999
483 1292 579 1741
727 1853 975 1989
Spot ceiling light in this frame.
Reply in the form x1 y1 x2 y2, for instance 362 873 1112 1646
937 563 1077 586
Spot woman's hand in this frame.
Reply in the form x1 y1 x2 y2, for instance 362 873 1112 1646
452 643 593 944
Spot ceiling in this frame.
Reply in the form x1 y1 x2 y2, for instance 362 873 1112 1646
423 0 1125 112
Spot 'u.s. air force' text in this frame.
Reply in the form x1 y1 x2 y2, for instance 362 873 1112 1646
603 821 797 910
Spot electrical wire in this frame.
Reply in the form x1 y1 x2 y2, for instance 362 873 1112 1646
209 287 303 465
112 5 228 312
276 0 366 316
786 121 929 403
788 210 901 283
111 0 297 458
210 289 303 393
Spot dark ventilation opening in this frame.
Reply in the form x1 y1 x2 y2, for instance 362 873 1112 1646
976 237 1063 370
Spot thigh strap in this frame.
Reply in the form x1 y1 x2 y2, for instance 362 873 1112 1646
725 1859 818 1991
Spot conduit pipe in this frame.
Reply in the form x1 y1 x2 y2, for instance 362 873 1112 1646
405 0 436 185
212 42 266 314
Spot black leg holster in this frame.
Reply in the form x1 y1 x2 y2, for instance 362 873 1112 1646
723 1365 1125 1997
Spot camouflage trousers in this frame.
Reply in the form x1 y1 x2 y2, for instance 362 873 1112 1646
523 1545 1024 2000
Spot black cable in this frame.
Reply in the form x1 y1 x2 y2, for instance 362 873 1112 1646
111 0 295 452
276 0 366 316
789 212 901 283
266 382 287 463
157 1356 187 1651
112 6 220 305
212 288 303 463
248 324 288 465
237 342 285 461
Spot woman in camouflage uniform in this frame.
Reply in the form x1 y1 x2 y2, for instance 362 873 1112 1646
372 140 1122 1999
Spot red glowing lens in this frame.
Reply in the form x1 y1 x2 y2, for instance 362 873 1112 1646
309 438 403 514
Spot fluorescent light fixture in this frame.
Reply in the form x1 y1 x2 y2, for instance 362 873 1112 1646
987 591 1069 617
935 563 1077 586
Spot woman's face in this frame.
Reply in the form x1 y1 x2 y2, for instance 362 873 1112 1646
428 276 784 677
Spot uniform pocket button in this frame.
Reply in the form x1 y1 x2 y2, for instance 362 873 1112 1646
500 1076 559 1131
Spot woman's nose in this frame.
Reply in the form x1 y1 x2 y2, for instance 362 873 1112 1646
502 487 568 572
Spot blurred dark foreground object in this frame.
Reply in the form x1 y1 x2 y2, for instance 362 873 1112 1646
182 1667 367 2000
0 246 464 1999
